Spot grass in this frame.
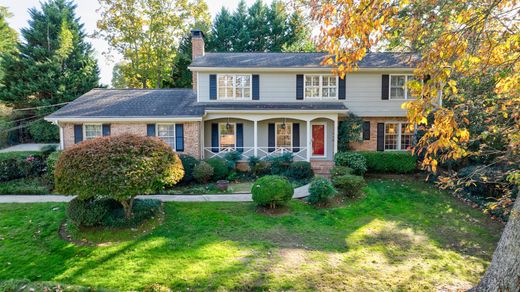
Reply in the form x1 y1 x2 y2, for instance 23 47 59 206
0 178 502 291
0 177 51 195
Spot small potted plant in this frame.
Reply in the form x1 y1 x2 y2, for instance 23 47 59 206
216 180 229 191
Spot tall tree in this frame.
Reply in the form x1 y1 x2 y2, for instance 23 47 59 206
98 0 210 88
0 6 18 87
307 0 519 290
206 8 234 52
0 0 99 142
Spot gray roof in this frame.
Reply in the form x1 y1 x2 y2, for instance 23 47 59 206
47 89 203 118
199 102 348 111
190 52 418 68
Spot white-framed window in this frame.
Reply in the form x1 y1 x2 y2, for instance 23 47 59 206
219 123 236 150
217 74 251 100
157 124 175 148
83 124 102 140
275 122 292 150
384 122 413 151
304 75 337 99
390 75 416 100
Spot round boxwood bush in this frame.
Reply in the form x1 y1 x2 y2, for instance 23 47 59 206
332 174 367 198
179 154 199 183
193 161 214 183
206 157 229 180
287 161 314 180
307 177 337 205
67 197 111 227
251 175 294 208
333 152 367 176
329 165 354 179
55 134 183 218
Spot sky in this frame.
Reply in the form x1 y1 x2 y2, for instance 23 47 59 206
0 0 272 86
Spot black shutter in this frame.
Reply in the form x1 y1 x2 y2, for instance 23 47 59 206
252 75 260 100
292 123 300 152
236 123 244 152
102 124 111 136
175 124 184 152
377 123 385 151
74 125 83 144
296 74 304 100
338 77 346 100
268 123 275 152
209 74 217 100
147 124 156 136
362 121 370 140
382 74 389 100
211 123 219 152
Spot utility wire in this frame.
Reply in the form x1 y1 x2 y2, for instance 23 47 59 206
11 102 69 111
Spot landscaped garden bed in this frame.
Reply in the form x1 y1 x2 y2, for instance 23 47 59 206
0 178 502 291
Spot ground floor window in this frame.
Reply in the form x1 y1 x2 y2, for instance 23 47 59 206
84 124 102 140
219 123 236 150
157 124 175 148
276 122 292 150
385 122 412 150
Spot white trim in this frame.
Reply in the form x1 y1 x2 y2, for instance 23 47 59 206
83 123 103 140
388 74 415 100
303 74 339 100
333 117 338 154
45 117 202 123
196 72 200 102
274 122 293 151
311 122 327 158
59 125 64 150
204 109 348 115
156 123 176 149
216 74 253 100
218 122 237 151
189 67 415 73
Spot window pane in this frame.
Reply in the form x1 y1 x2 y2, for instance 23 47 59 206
84 125 102 140
390 88 405 99
401 123 413 150
384 123 398 150
219 123 236 150
157 124 175 148
391 75 405 86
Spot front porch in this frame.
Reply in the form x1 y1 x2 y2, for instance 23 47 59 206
201 113 340 162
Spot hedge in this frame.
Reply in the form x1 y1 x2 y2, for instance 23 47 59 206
0 151 45 182
358 151 417 174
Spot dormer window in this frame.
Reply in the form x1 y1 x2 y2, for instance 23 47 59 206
304 75 337 99
218 74 251 100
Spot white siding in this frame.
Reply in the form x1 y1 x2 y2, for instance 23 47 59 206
196 71 410 117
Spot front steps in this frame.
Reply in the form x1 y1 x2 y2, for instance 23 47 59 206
310 160 334 177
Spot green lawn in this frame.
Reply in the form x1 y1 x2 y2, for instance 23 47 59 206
0 178 502 291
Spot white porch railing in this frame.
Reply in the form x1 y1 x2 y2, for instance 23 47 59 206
203 146 308 161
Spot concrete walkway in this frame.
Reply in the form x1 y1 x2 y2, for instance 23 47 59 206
0 184 310 204
0 143 59 153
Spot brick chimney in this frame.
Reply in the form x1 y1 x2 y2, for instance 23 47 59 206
191 29 205 90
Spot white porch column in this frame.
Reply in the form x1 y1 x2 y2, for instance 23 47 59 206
333 117 338 154
58 123 64 150
253 120 258 157
306 120 311 162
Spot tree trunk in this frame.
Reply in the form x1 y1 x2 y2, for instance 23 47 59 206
120 197 135 219
472 196 520 291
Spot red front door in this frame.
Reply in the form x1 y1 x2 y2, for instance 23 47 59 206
312 124 325 156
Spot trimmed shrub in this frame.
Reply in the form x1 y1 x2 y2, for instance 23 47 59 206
55 134 183 218
266 152 293 175
179 154 199 183
193 161 214 183
206 157 229 180
358 151 417 174
329 165 354 179
102 199 161 228
332 174 366 198
224 151 242 169
334 152 367 176
287 161 314 180
251 175 293 208
44 151 61 186
252 160 271 176
66 197 111 227
0 152 44 182
307 177 337 205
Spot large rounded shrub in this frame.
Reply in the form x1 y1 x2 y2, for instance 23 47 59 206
287 161 314 180
251 175 294 208
206 157 229 180
179 154 199 183
193 161 214 183
55 134 183 218
334 152 367 176
307 177 337 205
332 174 366 198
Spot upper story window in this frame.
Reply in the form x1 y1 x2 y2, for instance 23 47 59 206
218 74 251 100
157 124 175 148
84 124 102 140
384 122 413 151
305 75 337 99
390 75 416 100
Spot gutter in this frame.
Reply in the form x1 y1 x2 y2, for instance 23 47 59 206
44 116 204 123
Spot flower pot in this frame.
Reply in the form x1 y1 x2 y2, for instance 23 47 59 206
216 180 229 191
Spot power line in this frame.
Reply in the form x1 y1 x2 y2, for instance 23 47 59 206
11 102 70 112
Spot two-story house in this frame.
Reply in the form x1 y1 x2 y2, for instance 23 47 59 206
45 30 416 172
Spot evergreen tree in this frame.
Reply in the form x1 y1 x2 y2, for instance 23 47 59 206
0 6 18 87
247 0 269 51
206 8 234 52
0 0 100 142
231 0 250 52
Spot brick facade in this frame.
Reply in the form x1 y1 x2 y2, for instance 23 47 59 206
60 121 201 158
348 117 407 151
